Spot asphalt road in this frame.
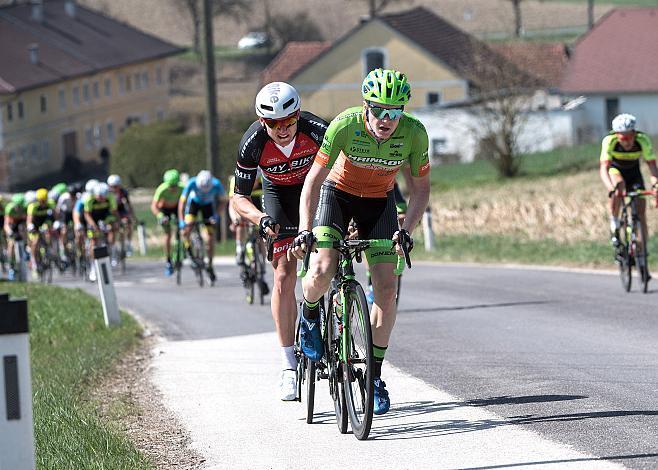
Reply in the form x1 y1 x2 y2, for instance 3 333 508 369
56 258 658 469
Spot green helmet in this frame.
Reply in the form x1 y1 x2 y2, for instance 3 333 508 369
52 182 68 195
361 68 411 106
163 169 180 185
11 193 25 206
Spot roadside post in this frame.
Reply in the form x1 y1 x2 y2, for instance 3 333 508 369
93 246 121 326
137 221 147 256
422 205 435 251
0 294 35 470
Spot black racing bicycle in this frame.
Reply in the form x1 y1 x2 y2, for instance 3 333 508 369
189 222 207 287
240 225 272 305
613 187 656 293
297 237 409 440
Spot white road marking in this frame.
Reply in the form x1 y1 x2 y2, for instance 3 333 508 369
151 332 624 470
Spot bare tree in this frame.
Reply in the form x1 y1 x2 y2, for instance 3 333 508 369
463 42 544 177
509 0 523 38
588 0 594 29
352 0 411 18
174 0 250 55
269 12 324 46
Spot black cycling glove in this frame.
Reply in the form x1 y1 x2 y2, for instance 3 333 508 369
259 215 277 238
394 228 414 253
293 230 316 250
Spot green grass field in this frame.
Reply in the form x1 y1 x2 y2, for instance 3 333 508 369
0 283 151 469
430 140 600 192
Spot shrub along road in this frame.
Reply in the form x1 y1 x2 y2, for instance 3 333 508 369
57 258 658 468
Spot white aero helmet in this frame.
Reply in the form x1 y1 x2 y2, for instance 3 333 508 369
196 170 213 192
25 190 37 205
85 179 99 193
255 82 300 119
94 182 109 198
107 174 121 186
612 113 637 133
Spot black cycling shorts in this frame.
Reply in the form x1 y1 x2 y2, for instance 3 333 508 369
609 162 645 190
262 184 302 260
185 200 215 225
314 181 398 264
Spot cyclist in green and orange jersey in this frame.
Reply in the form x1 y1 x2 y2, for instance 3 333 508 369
151 169 184 276
600 113 658 280
290 68 431 415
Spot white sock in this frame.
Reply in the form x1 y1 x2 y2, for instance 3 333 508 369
610 217 620 232
281 346 296 370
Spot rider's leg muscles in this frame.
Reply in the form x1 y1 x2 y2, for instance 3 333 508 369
369 262 398 377
301 248 338 319
271 255 298 350
164 226 172 260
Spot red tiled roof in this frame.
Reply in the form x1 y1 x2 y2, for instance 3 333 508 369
260 41 331 85
490 42 569 88
276 7 535 90
561 8 658 93
0 0 183 95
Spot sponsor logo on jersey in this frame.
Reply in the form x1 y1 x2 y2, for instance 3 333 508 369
235 169 253 180
349 146 370 154
262 162 289 174
290 155 314 168
355 130 362 136
390 143 404 148
350 156 401 166
273 241 292 254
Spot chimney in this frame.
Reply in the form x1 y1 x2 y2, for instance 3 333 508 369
65 0 76 18
28 43 39 65
30 0 44 22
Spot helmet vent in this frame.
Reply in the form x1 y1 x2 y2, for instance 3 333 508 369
282 98 295 110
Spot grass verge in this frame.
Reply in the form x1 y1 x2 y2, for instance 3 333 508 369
415 233 658 269
0 283 151 469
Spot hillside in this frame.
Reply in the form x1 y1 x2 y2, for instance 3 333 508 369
76 0 618 47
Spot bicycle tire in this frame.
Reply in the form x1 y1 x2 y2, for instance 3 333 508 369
326 289 348 434
342 280 374 440
294 317 304 402
256 242 266 305
305 358 317 424
634 220 650 294
618 218 632 292
395 274 402 306
120 234 127 275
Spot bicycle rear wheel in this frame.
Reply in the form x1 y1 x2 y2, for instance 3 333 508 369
342 281 374 440
395 274 402 306
326 289 348 434
618 219 632 292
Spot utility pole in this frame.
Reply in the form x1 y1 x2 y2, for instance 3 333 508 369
202 0 219 175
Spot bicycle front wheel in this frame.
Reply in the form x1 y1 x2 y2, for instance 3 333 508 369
326 289 348 434
634 220 650 293
618 219 632 292
341 281 374 440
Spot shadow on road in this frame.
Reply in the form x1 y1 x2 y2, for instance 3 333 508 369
367 400 658 441
397 300 553 314
452 453 658 470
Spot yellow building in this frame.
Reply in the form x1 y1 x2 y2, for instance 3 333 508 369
261 6 515 121
0 0 182 191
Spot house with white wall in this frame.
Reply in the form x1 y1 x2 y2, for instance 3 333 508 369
561 8 658 140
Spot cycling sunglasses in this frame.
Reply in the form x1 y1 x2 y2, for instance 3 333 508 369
262 112 299 130
367 102 404 120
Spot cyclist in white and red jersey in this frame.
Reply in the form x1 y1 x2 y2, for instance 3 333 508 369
233 82 328 401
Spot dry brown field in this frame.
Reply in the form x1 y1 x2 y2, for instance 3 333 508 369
431 169 658 243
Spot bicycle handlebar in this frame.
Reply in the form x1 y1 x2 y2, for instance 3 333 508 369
297 239 408 278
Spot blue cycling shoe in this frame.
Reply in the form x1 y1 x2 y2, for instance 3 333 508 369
366 285 374 305
373 377 390 415
165 261 174 277
300 315 323 361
